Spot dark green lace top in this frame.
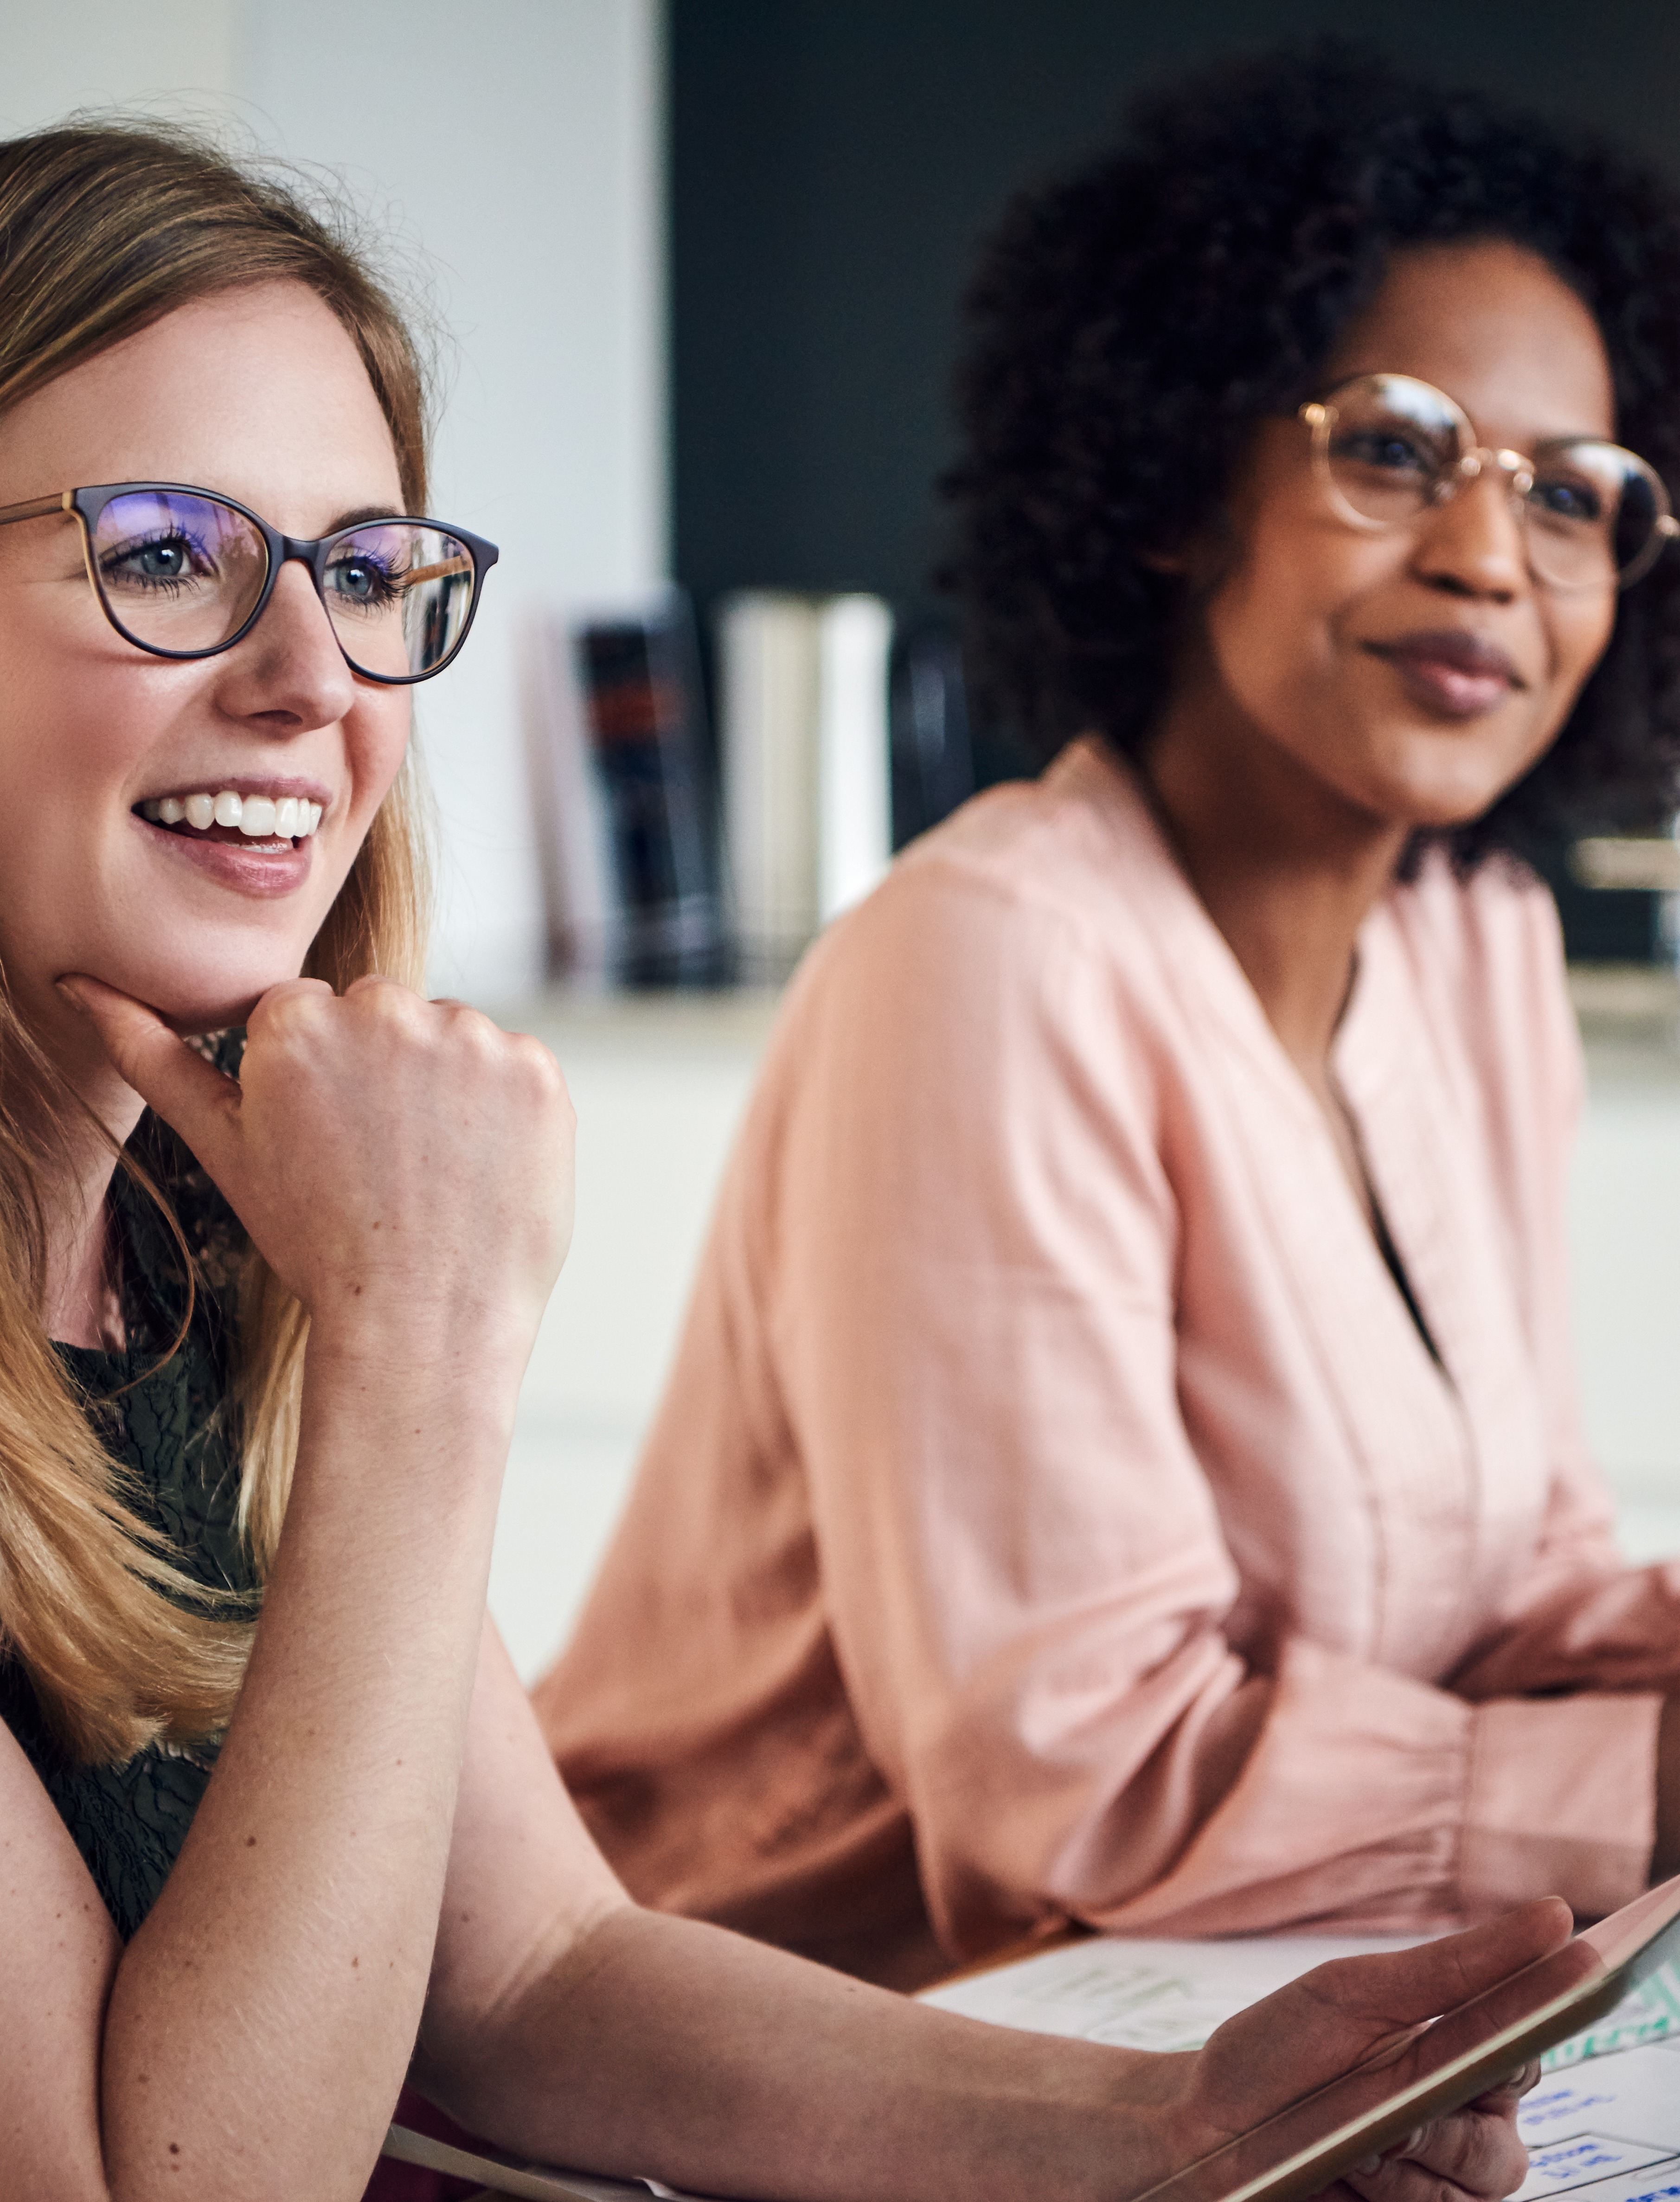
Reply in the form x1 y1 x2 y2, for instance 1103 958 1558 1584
0 1093 258 1942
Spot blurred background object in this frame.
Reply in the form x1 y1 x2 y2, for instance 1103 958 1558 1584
526 591 728 986
13 0 1680 1671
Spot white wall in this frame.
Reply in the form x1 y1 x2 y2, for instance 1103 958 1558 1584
0 0 667 999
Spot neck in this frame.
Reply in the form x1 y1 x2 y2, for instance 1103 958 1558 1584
1141 679 1409 1084
5 992 147 1348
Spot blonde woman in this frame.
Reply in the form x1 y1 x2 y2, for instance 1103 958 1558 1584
0 121 1548 2202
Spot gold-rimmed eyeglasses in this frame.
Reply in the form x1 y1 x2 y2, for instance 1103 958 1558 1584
0 481 499 683
1299 373 1678 591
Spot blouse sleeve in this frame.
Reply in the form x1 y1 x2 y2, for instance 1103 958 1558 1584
1438 875 1680 1876
767 851 1659 1953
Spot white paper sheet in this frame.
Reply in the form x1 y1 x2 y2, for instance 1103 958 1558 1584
1513 2040 1680 2199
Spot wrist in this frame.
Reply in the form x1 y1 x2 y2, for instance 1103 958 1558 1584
305 1281 537 1370
1120 2061 1219 2200
301 1307 533 1427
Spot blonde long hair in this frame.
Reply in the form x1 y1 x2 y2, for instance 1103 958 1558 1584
0 123 434 1764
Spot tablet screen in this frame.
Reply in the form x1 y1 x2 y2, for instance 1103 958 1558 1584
1137 1875 1680 2202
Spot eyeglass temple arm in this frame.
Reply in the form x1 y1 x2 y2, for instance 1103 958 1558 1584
0 490 73 528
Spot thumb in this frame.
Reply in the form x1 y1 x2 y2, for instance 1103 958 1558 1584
1199 1899 1579 2130
1292 1899 1577 2042
57 975 243 1177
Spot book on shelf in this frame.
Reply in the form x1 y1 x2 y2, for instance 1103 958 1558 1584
716 589 895 980
523 589 727 987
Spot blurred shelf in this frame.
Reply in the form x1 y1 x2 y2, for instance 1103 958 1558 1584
1569 963 1680 1089
479 985 785 1059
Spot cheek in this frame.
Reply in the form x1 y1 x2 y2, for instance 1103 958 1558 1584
0 634 174 826
345 690 411 816
1202 523 1386 717
321 691 412 891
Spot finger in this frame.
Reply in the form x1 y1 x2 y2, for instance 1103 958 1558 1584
1371 2106 1527 2202
243 975 334 1040
1295 1899 1574 2037
57 975 243 1172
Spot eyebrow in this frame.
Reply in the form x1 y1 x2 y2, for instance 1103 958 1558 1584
325 503 416 532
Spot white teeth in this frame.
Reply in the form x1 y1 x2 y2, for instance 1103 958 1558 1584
143 790 322 839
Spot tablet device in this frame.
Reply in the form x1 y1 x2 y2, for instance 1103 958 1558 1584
1134 1872 1680 2202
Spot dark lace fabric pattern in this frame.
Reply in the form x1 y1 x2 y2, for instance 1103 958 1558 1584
0 1064 259 1943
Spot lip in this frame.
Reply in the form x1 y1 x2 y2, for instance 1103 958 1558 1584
1363 630 1526 722
129 775 325 900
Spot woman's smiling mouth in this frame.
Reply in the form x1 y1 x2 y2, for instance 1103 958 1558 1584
136 787 323 843
1364 629 1526 720
130 781 328 894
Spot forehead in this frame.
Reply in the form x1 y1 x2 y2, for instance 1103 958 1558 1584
0 281 403 533
1323 240 1615 444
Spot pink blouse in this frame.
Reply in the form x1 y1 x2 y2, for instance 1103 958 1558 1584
536 738 1680 1981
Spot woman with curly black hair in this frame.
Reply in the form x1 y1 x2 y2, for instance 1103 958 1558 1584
540 48 1680 1986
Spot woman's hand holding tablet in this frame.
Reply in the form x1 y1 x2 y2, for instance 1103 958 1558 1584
1145 1880 1680 2202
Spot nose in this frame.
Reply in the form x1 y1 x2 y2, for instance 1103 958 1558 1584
1410 463 1531 604
211 557 357 731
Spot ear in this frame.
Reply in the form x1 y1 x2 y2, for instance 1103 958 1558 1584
1139 546 1190 576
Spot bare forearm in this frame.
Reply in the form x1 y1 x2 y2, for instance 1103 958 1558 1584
98 1328 519 2198
425 1907 1173 2202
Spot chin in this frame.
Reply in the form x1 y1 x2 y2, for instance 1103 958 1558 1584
1355 734 1548 835
99 954 304 1038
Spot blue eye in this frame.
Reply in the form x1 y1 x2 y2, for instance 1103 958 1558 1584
327 548 400 610
100 531 210 594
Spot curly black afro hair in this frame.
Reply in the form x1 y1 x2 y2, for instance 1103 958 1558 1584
940 43 1680 863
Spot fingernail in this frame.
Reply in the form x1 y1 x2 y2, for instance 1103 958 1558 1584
1354 2157 1382 2177
54 976 88 1011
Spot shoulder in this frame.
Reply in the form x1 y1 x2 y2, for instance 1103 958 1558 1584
890 735 1173 935
749 741 1184 1158
802 737 1189 1020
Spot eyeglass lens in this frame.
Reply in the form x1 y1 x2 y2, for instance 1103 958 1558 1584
1318 374 1666 588
87 489 478 678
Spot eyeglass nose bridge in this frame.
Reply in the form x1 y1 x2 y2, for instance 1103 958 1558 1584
1434 445 1536 507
